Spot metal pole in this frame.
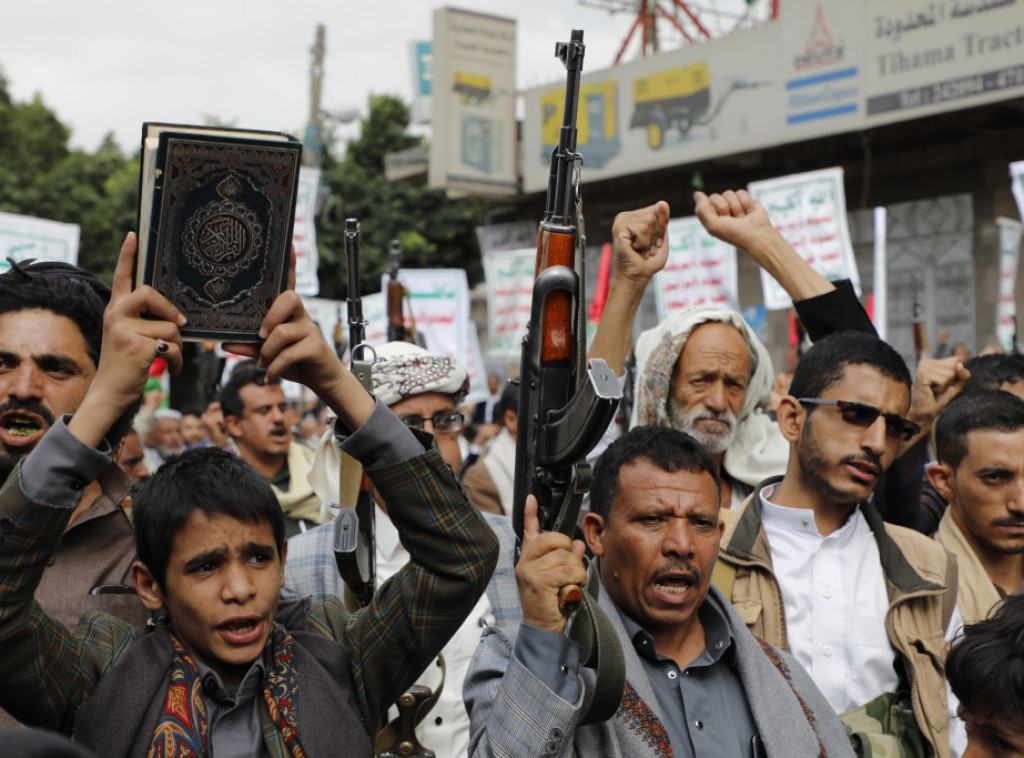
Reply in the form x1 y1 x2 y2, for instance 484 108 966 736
873 206 888 342
304 25 325 167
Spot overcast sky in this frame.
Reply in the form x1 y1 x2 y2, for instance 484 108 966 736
2 0 754 153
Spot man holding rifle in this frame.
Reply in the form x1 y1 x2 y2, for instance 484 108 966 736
465 425 853 758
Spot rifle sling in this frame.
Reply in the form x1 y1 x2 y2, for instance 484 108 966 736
570 558 626 725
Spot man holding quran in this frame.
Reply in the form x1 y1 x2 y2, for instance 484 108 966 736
0 122 499 756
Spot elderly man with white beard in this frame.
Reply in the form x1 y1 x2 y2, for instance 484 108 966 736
629 304 786 508
587 190 878 509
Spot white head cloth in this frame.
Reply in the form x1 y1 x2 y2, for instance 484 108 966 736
370 341 470 407
631 305 788 488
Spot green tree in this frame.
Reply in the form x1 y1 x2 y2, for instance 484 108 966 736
315 94 484 300
0 68 136 281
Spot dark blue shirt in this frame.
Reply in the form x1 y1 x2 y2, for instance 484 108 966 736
617 600 760 758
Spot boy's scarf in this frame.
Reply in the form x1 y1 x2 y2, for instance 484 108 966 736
147 627 306 758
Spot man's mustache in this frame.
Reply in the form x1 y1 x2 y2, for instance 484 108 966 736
651 560 701 586
0 398 56 429
993 514 1024 527
840 452 882 475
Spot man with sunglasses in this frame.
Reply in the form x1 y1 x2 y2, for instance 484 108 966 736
283 341 519 758
715 330 963 758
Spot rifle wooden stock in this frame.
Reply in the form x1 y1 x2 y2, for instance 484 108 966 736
536 226 576 364
386 239 408 343
387 279 406 342
559 585 583 615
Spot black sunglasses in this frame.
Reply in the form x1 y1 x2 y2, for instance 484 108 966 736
798 398 921 442
400 412 464 434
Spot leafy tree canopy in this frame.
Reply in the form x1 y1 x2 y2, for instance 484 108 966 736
0 68 136 282
0 74 484 307
315 94 484 300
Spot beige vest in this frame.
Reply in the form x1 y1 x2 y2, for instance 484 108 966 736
273 441 322 523
936 509 1007 626
716 480 958 758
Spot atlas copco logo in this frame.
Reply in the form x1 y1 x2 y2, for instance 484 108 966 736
794 4 845 70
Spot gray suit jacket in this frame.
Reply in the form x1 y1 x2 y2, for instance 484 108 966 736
464 583 854 758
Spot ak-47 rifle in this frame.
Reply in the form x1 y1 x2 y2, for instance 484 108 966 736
512 30 623 723
912 282 926 365
386 240 408 342
333 302 346 359
385 239 425 347
333 218 376 608
513 28 619 603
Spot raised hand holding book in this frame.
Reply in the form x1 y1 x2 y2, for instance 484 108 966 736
135 122 302 341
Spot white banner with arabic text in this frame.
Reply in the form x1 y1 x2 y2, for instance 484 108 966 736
653 216 738 321
997 217 1022 351
748 167 860 310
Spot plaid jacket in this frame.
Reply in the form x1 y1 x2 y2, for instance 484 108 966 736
284 511 521 631
0 439 498 754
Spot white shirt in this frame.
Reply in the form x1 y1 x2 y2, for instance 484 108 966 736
376 506 495 758
759 484 966 757
760 485 897 712
481 392 501 424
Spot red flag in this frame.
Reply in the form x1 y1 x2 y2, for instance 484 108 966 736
588 242 613 323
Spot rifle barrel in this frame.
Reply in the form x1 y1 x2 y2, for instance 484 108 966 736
345 218 365 349
544 30 585 228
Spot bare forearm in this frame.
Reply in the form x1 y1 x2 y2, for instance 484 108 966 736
587 275 647 375
745 229 834 301
315 369 376 435
695 190 834 302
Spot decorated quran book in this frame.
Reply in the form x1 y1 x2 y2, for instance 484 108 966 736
136 122 302 341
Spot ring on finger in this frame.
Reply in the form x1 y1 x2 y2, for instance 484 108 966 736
155 339 169 356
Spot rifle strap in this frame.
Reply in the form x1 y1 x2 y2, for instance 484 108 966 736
570 558 626 725
573 182 587 390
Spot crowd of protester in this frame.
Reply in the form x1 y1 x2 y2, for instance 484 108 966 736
0 190 1021 758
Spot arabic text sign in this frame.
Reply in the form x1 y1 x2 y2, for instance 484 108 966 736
997 217 1022 350
653 216 738 321
483 247 536 362
292 167 321 297
749 167 860 310
0 212 80 272
382 269 489 405
1010 160 1024 223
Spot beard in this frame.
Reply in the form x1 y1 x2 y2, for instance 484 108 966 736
795 419 882 507
668 400 739 454
155 441 184 458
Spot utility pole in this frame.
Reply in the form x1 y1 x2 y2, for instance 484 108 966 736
304 24 326 167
